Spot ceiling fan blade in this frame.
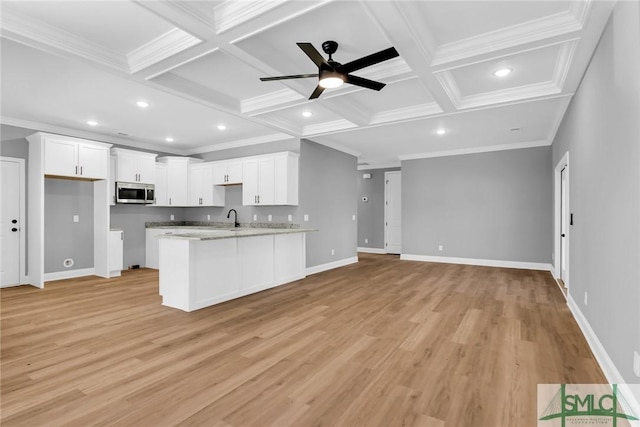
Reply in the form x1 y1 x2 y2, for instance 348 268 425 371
260 74 318 81
345 74 386 91
297 43 330 68
336 47 399 74
309 85 325 99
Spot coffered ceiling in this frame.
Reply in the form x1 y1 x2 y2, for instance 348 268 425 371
0 1 614 167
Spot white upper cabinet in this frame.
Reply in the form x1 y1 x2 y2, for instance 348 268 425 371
242 152 298 206
111 148 157 184
189 163 224 207
154 163 168 206
212 160 243 185
43 136 109 180
156 157 202 207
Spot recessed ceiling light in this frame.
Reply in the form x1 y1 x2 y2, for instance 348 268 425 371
302 111 313 118
217 124 227 131
87 120 98 126
136 100 149 108
493 67 512 77
165 137 174 142
436 129 446 135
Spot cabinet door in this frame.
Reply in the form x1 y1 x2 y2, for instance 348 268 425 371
137 156 156 184
274 154 298 205
257 157 275 205
109 230 124 272
115 151 137 182
167 160 188 206
154 164 168 206
109 156 116 205
78 144 108 179
242 159 259 205
189 164 204 206
226 161 243 184
44 138 78 177
212 161 227 185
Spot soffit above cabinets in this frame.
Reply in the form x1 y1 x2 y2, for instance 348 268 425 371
0 0 615 167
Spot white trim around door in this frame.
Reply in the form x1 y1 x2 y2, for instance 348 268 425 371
0 156 27 287
554 152 570 289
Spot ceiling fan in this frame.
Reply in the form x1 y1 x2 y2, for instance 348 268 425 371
260 41 399 99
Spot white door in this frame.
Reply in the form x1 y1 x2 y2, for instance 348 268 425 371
560 165 568 287
1 158 22 286
385 171 402 254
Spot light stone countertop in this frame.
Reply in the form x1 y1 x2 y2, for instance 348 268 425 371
157 227 315 241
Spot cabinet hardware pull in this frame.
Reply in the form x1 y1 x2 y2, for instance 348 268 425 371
80 166 83 175
169 197 172 205
75 165 78 175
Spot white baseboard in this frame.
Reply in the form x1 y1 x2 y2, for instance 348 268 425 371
400 254 553 272
567 295 640 417
357 247 386 254
44 268 95 282
306 256 358 276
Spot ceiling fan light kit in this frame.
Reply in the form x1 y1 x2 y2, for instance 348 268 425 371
260 40 399 99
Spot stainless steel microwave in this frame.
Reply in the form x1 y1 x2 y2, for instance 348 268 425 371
116 182 154 204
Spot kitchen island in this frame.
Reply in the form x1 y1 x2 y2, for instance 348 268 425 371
156 226 313 312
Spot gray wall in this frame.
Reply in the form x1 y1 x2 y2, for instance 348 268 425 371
299 139 358 267
402 146 552 263
44 178 94 272
357 167 400 249
551 1 640 383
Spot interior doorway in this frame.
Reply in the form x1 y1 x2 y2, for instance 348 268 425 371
1 157 26 287
384 171 401 254
554 152 570 293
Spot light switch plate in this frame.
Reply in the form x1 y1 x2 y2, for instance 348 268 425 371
73 215 79 223
304 214 309 221
253 214 257 221
268 214 272 222
352 214 356 221
170 214 174 221
288 214 292 222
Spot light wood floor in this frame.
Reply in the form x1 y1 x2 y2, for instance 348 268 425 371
1 254 604 426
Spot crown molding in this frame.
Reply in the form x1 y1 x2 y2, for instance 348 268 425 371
356 57 412 81
552 41 578 91
398 139 550 162
302 119 358 136
370 103 443 125
163 0 215 28
241 89 305 115
0 9 128 72
214 0 288 35
431 1 591 66
128 28 202 74
433 71 463 108
309 140 362 158
182 132 293 155
1 116 186 155
458 81 561 110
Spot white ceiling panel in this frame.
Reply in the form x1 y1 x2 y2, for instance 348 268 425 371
410 1 573 46
449 43 563 97
3 0 175 55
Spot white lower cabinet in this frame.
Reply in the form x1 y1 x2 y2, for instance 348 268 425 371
109 230 124 277
158 232 306 312
145 228 177 269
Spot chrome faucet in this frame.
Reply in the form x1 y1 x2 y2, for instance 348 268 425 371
227 209 239 228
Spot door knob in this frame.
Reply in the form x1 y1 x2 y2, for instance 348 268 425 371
11 228 18 232
11 219 17 224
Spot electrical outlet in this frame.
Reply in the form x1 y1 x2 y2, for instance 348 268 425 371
438 245 443 251
352 214 356 221
207 214 211 220
73 215 79 223
304 214 309 221
170 214 174 221
364 238 368 244
253 214 257 221
288 214 292 222
584 292 588 306
633 351 640 377
268 214 272 221
331 249 335 256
